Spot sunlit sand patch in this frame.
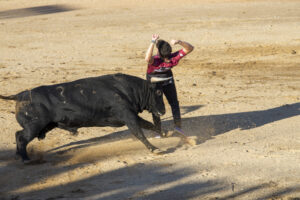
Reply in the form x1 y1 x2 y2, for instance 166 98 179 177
11 137 184 195
64 137 184 165
65 139 147 165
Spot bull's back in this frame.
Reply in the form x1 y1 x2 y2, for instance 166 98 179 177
18 74 143 125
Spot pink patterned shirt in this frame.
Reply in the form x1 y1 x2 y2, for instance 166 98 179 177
147 49 186 74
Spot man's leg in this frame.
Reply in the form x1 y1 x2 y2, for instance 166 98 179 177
162 80 181 129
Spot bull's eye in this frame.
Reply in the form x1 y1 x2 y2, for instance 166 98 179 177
156 90 162 96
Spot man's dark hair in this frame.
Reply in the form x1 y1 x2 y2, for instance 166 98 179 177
156 40 172 59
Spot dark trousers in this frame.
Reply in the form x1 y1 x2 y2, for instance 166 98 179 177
151 78 181 131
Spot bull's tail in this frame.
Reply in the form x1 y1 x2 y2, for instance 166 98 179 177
0 94 18 101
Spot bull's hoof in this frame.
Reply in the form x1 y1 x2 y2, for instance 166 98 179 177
17 153 31 164
152 148 164 155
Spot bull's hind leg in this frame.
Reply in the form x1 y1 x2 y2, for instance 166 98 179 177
16 122 51 163
15 128 36 162
15 103 53 162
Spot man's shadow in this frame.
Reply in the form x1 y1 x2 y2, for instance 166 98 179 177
181 103 300 143
48 103 300 154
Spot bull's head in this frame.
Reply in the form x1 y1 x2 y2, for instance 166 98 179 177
149 83 165 117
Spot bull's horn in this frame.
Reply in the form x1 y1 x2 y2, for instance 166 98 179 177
150 77 172 83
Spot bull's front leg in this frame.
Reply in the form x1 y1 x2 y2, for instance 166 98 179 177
125 115 163 154
152 113 161 133
138 116 167 137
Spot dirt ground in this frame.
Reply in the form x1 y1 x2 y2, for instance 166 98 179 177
0 0 300 199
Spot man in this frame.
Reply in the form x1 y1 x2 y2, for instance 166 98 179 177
145 34 194 136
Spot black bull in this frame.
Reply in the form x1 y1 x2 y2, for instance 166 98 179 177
0 73 166 163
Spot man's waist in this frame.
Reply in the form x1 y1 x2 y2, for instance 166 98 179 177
147 73 173 83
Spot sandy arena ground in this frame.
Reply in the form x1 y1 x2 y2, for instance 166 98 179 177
0 0 300 199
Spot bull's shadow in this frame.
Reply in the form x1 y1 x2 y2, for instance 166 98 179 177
47 105 204 154
2 148 299 200
48 103 300 153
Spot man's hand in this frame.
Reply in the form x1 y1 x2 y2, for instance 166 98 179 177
170 39 180 45
152 34 159 42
